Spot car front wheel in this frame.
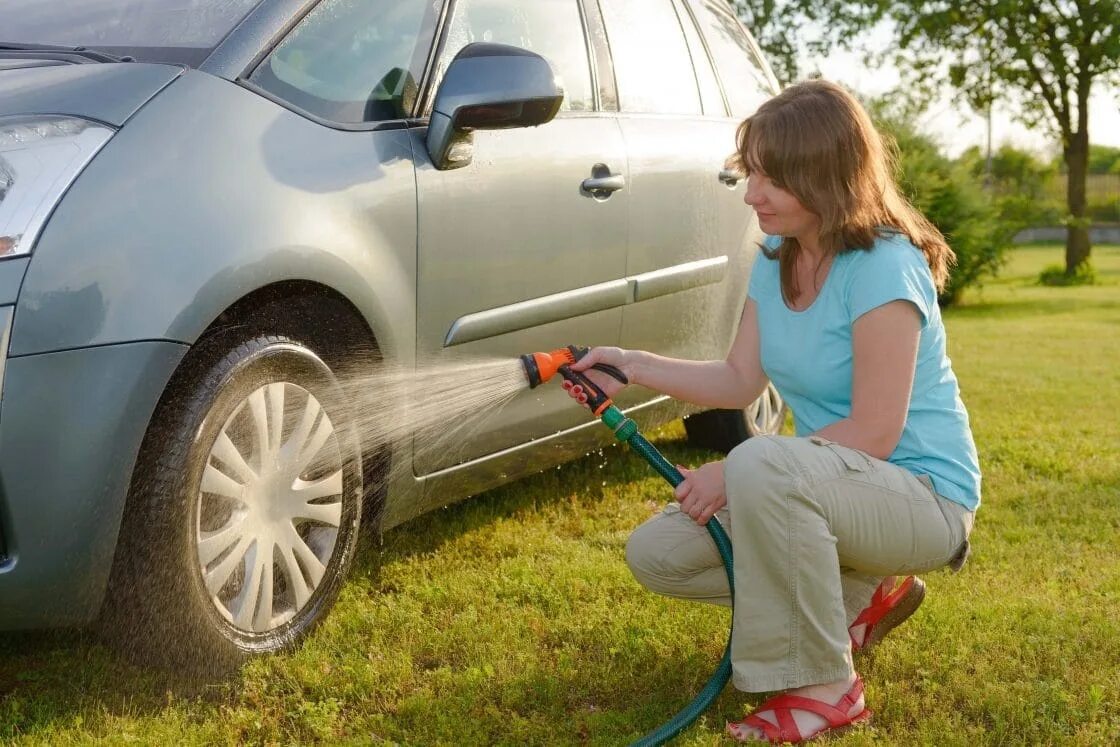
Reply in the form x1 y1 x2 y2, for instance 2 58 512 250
101 334 362 671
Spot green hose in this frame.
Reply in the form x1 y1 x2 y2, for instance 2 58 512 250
598 406 735 746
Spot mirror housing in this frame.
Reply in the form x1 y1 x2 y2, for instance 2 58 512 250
426 43 564 170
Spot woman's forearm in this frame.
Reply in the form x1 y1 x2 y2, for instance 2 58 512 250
630 351 768 409
814 417 902 461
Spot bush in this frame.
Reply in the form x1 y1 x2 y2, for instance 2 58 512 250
872 109 1014 305
959 144 1063 229
1039 262 1096 286
995 193 1064 229
1085 198 1120 223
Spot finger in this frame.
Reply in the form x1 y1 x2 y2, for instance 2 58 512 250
674 482 691 502
697 506 717 525
699 497 726 525
561 380 572 390
569 348 599 371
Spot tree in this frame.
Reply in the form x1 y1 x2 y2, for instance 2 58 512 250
732 0 1120 275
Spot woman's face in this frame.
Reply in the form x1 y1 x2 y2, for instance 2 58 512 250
743 170 821 241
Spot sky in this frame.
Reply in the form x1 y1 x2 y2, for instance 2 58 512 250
800 44 1120 159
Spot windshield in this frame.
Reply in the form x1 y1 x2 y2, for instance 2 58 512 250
2 0 263 66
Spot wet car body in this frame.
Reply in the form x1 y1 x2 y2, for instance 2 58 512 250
0 0 780 664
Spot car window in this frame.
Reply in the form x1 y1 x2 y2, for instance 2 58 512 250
675 0 727 117
434 0 594 113
598 0 701 115
249 0 440 124
688 0 772 118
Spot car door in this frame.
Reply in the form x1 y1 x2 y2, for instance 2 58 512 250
412 0 629 474
598 0 774 410
594 0 727 410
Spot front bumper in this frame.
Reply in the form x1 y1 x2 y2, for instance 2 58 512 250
0 340 187 629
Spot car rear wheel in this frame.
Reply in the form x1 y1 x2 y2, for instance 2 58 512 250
101 334 362 672
683 382 786 454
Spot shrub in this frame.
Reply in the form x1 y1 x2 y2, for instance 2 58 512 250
872 109 1014 305
1085 198 1120 223
995 193 1064 229
1039 262 1096 286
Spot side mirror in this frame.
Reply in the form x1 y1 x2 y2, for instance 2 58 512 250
426 43 564 170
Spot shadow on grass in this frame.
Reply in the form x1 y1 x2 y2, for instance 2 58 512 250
0 429 720 738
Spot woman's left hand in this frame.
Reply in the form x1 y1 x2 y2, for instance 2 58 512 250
674 461 726 525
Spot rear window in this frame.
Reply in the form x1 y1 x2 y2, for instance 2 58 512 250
2 0 262 66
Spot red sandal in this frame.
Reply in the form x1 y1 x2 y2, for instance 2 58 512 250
849 575 926 652
725 676 871 743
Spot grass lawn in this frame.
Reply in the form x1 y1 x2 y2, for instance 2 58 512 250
2 245 1118 746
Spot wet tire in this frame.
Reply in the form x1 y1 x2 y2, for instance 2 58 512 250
683 382 786 454
100 334 362 673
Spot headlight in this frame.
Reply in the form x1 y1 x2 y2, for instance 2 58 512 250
0 116 115 258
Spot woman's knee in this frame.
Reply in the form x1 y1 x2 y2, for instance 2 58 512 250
625 518 674 584
625 511 720 589
725 436 800 510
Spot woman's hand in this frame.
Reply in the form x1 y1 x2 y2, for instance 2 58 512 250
674 461 726 525
562 346 636 403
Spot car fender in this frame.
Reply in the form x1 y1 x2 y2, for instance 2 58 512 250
10 69 417 367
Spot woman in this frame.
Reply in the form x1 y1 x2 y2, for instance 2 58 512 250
565 79 979 743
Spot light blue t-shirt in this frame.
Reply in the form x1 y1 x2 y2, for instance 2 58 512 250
748 233 981 510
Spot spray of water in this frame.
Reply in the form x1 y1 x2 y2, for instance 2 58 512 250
334 353 532 491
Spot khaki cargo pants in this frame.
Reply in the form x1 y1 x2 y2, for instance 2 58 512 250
626 435 973 693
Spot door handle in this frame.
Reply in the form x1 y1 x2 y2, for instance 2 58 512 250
719 169 743 187
581 173 625 198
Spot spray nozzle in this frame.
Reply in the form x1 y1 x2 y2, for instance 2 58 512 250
519 345 629 416
519 345 585 388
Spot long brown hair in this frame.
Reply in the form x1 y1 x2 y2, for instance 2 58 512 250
733 79 954 301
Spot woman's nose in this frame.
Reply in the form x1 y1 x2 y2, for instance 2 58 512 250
744 180 760 207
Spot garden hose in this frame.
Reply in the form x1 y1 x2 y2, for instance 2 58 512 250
521 347 735 746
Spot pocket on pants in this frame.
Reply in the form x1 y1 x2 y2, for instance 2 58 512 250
808 435 872 472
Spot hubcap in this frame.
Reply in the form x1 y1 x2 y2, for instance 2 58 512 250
746 383 785 436
196 382 344 634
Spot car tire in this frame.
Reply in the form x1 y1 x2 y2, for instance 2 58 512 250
100 334 362 672
683 382 786 454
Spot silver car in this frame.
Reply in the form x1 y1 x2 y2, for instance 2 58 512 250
0 0 783 668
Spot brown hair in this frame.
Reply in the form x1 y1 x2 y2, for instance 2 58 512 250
732 79 954 301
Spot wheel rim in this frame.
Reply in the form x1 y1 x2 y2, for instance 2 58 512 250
195 382 344 634
745 383 785 436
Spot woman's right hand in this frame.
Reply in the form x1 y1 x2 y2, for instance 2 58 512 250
563 346 636 402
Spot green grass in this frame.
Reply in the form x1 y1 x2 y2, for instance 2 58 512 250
2 245 1119 746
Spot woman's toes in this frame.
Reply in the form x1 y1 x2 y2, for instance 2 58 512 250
725 721 764 742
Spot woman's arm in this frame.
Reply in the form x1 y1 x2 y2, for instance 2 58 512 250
570 299 770 409
814 299 921 459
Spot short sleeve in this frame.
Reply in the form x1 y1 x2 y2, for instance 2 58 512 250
845 237 936 327
747 236 781 302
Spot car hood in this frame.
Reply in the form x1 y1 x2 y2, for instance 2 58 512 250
0 60 183 126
